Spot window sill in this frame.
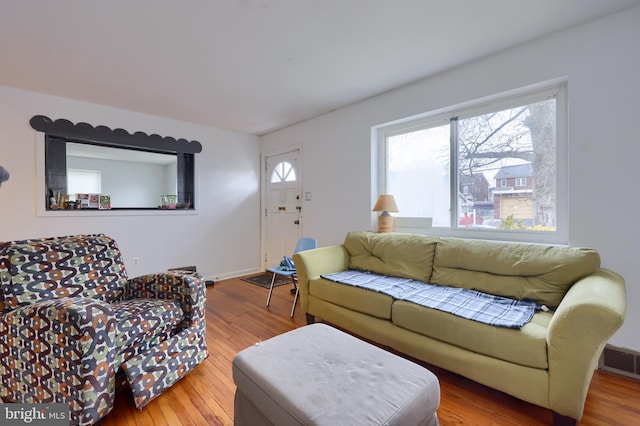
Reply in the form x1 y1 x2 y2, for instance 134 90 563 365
37 208 198 217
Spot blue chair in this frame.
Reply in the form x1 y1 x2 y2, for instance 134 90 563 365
266 237 318 317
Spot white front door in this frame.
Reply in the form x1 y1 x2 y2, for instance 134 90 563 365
265 150 301 268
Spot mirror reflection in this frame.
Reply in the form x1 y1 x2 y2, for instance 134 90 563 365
66 143 177 208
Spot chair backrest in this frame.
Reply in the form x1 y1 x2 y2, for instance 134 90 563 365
294 237 318 254
0 234 129 313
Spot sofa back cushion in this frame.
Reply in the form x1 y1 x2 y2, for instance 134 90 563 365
344 231 437 283
0 234 128 312
431 237 600 307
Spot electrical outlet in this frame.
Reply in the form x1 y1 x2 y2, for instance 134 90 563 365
132 257 140 266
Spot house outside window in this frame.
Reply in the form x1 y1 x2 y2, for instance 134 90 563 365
376 82 567 243
493 164 534 227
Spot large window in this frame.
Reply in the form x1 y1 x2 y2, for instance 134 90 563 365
377 83 567 243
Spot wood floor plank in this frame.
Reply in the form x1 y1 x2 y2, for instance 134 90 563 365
97 277 640 425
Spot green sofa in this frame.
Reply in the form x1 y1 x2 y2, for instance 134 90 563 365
293 231 626 425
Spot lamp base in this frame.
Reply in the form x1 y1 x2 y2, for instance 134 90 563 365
377 215 394 233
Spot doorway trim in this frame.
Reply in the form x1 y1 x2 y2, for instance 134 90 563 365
261 145 303 271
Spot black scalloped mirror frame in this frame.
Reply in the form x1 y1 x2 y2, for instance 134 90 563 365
30 115 203 153
31 115 201 210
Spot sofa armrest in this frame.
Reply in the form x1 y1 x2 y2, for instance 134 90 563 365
293 245 350 312
0 297 117 424
546 268 626 419
126 271 206 329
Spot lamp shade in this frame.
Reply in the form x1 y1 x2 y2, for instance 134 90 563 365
372 195 399 213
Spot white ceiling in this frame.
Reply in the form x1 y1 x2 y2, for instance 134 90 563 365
2 1 639 136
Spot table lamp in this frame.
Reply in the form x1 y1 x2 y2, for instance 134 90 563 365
372 195 399 233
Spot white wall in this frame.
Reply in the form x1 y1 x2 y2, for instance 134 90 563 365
261 6 640 351
0 85 262 281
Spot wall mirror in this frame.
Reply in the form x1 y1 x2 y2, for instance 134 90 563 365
66 142 178 208
31 115 202 211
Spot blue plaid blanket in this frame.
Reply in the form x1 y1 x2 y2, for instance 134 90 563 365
321 270 541 329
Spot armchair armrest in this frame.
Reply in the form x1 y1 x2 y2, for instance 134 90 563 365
0 297 117 424
293 245 350 312
126 271 206 328
546 268 626 419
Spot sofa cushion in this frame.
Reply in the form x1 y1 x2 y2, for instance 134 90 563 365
309 277 394 319
431 237 600 308
0 234 128 310
344 231 437 283
392 300 551 369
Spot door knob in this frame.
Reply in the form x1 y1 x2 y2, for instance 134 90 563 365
294 220 300 225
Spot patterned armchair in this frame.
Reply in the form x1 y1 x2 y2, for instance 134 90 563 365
0 234 208 425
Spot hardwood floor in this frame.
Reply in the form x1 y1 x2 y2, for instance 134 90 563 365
102 277 640 425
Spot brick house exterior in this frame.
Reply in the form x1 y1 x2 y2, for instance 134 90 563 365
492 163 534 224
460 173 490 203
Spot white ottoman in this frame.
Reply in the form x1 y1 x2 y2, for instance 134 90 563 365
232 323 440 426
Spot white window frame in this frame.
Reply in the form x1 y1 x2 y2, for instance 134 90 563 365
515 177 527 187
374 80 568 244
